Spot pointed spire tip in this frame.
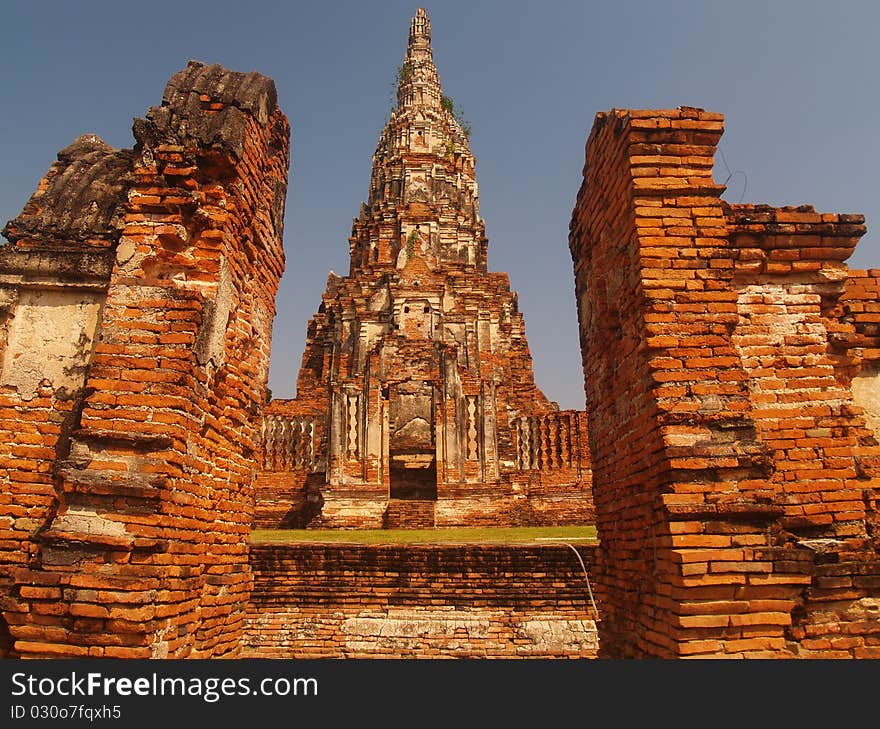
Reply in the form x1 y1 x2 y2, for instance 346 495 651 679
409 7 431 45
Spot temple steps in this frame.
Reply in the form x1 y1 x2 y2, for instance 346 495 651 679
383 498 436 529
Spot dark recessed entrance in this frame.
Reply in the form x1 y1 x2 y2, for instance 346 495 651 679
388 381 437 501
389 451 437 500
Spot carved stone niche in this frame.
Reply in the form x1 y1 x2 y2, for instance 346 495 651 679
388 380 436 499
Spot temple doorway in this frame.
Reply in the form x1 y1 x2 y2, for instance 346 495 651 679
387 382 437 500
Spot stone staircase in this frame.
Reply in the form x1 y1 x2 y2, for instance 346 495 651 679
383 499 436 529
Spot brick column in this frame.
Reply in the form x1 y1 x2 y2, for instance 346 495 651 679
570 107 879 657
1 62 289 658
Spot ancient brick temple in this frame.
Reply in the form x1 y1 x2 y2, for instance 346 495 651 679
255 9 593 530
5 9 876 663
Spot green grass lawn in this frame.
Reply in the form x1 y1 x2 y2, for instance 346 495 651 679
250 525 597 545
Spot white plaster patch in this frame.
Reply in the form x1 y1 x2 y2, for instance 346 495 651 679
194 255 233 371
343 611 491 640
663 429 713 447
0 289 103 400
851 365 880 439
115 237 140 268
342 609 491 651
844 597 880 621
516 619 599 653
340 609 598 654
51 507 128 538
360 321 386 359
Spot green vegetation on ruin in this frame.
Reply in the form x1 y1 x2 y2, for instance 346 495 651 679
406 228 419 257
251 525 597 545
441 94 471 138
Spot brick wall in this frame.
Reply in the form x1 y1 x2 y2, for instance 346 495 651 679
0 137 127 656
0 61 289 658
842 269 880 355
242 543 599 658
840 270 880 445
569 107 880 657
252 470 315 529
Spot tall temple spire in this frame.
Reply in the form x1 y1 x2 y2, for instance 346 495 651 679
397 8 441 110
351 7 486 274
410 6 431 42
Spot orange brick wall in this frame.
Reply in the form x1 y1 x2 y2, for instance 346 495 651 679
252 470 315 528
840 268 880 379
0 144 124 656
242 543 599 658
569 107 880 658
0 61 289 658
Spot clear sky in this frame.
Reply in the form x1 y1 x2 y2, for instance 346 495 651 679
1 1 877 410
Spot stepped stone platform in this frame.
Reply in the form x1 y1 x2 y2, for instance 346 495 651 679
383 499 436 529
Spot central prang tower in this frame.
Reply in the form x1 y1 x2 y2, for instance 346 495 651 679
257 8 593 529
352 7 487 274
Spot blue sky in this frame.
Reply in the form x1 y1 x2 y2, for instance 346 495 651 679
1 1 877 410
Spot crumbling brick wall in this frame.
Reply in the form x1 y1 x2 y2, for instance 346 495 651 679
0 61 289 658
569 108 879 657
242 543 599 658
0 144 124 655
506 410 594 525
840 270 880 443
